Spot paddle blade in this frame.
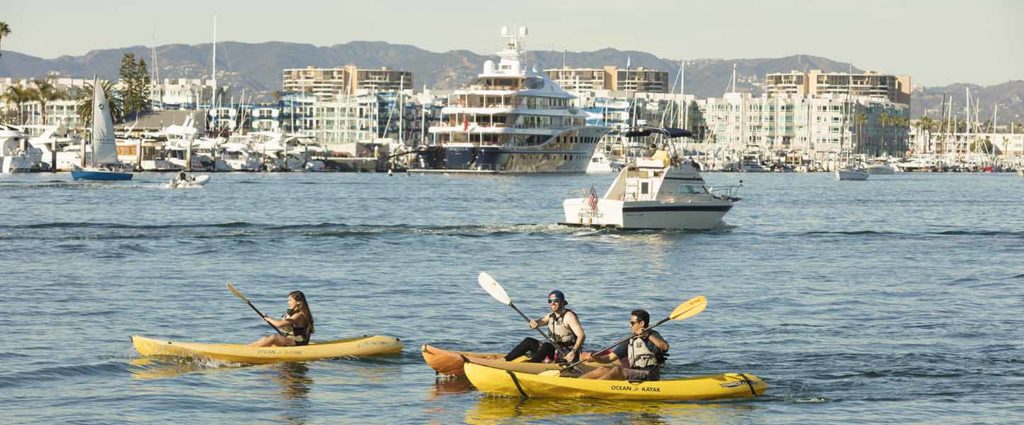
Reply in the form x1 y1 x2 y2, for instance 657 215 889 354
669 295 707 321
478 272 512 305
226 282 248 302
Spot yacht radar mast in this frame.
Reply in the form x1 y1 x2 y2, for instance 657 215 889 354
492 25 528 76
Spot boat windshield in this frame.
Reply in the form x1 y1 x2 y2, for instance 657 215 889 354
677 184 707 195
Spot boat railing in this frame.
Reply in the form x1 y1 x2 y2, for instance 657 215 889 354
706 183 743 201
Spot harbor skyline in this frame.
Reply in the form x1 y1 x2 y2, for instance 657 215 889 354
1 0 1021 87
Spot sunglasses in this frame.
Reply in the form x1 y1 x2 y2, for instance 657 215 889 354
629 320 639 325
548 298 561 304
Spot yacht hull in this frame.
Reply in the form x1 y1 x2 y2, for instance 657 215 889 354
562 198 732 230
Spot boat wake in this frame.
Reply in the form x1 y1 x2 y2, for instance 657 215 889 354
0 222 581 241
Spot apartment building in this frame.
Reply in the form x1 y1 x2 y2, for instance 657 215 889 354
545 66 670 93
693 92 910 158
764 70 911 106
282 66 413 101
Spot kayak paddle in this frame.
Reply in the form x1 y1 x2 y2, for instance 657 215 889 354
478 271 573 360
227 282 285 336
540 295 707 377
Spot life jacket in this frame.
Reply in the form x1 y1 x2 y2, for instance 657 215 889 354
546 309 578 349
627 332 665 370
281 309 311 345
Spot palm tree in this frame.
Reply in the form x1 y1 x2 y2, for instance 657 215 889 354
878 112 891 156
76 80 124 127
4 85 38 124
33 77 67 126
0 22 10 58
854 112 868 155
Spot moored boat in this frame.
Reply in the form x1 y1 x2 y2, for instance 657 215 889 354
463 361 766 401
414 26 608 173
131 335 403 363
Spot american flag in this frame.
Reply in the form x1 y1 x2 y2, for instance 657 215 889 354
586 185 599 211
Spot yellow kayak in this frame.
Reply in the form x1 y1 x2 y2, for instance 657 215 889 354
131 335 403 364
463 361 767 401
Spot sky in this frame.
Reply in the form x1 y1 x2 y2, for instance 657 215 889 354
1 0 1021 87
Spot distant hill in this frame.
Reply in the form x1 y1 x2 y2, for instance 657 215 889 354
2 41 1020 121
912 81 1024 124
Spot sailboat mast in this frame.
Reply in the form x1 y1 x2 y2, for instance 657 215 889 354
212 16 218 111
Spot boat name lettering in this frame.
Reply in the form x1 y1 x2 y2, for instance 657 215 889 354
609 385 660 392
256 349 278 355
577 211 603 219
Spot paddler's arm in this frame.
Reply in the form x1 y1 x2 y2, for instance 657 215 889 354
565 312 586 362
646 331 669 352
584 342 623 364
530 313 552 329
263 312 303 329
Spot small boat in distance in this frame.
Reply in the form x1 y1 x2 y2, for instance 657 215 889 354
835 163 870 181
71 77 133 181
166 172 211 189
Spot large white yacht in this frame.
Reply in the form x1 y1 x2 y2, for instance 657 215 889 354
417 26 608 173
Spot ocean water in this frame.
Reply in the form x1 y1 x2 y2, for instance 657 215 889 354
1 171 1022 424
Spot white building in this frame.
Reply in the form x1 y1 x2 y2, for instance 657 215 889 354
692 92 910 161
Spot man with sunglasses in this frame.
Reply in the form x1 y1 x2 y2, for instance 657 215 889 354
579 309 669 381
504 290 586 363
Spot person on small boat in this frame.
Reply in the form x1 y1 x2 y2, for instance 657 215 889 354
504 290 585 363
250 290 315 347
579 309 668 381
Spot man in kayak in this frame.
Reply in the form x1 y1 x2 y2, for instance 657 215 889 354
504 290 586 363
579 309 668 381
250 290 315 347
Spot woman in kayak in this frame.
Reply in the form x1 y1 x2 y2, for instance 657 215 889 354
579 309 668 381
250 290 315 347
504 290 585 363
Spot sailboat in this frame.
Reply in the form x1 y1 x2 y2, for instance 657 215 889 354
71 77 133 181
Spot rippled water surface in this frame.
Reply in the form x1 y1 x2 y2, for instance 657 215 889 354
1 171 1022 424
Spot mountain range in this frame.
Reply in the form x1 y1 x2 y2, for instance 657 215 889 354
1 41 1021 122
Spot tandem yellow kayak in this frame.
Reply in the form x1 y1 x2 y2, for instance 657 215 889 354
463 361 767 401
131 335 403 364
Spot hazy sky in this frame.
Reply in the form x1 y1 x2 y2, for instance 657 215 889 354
1 0 1020 87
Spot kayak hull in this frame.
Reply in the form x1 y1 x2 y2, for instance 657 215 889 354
464 361 767 401
421 344 507 376
131 335 403 363
421 344 598 376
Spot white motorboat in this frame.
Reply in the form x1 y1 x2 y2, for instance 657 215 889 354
1 124 43 173
562 149 740 230
835 167 870 181
864 158 898 175
585 149 617 174
166 174 210 189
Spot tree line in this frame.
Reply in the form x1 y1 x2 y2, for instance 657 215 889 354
2 51 151 128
